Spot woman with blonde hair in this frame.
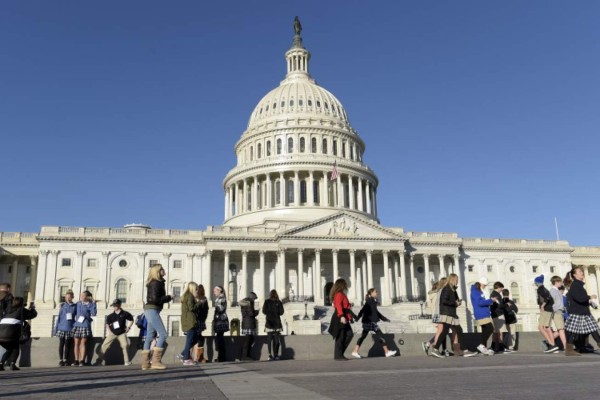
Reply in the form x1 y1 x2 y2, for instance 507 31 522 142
422 277 448 355
192 284 210 363
327 279 355 360
178 282 200 366
430 274 476 358
141 264 172 370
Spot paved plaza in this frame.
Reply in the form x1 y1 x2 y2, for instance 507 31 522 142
2 352 600 399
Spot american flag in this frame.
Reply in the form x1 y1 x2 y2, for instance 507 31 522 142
329 160 339 181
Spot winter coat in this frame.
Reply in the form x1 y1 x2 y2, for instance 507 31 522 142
490 290 505 318
144 279 172 312
181 292 199 332
567 279 592 316
213 294 229 333
262 298 284 330
357 296 389 324
55 301 77 334
438 286 459 319
240 297 259 330
0 304 37 342
537 286 554 312
427 289 440 315
470 284 493 320
195 298 209 324
0 292 13 318
73 301 97 329
502 298 519 325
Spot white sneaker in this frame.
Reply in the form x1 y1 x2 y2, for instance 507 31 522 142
486 348 495 356
351 352 362 359
385 350 397 358
124 362 132 366
477 344 492 355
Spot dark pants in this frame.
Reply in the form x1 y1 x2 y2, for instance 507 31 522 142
215 332 226 362
181 329 199 360
267 331 281 356
0 341 20 366
434 323 464 350
59 337 74 362
241 335 255 359
197 331 205 348
357 328 386 347
334 324 354 359
480 323 494 346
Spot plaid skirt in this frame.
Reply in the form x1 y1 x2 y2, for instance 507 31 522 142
439 315 460 325
362 322 380 332
565 314 599 334
213 319 229 334
56 330 74 339
72 326 92 338
432 314 440 324
265 327 282 333
241 328 257 336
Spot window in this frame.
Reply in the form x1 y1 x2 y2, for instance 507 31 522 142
119 259 128 268
313 181 320 204
308 99 312 107
322 138 327 154
266 141 271 156
171 320 180 337
281 100 285 108
316 100 321 108
300 181 307 203
249 146 253 161
417 267 424 274
332 139 338 156
287 137 294 153
173 260 182 269
550 266 555 273
26 266 31 274
275 180 281 205
273 102 276 110
299 99 303 106
324 102 329 110
487 265 493 273
265 105 269 111
467 265 474 272
172 286 182 302
342 141 346 158
115 279 128 303
311 137 317 153
509 266 515 273
85 285 96 297
299 137 305 152
511 282 520 304
59 285 70 303
259 108 262 114
257 143 262 158
350 146 354 160
62 258 72 267
87 259 97 268
277 139 282 155
289 99 294 107
532 266 538 273
287 180 294 204
149 259 159 268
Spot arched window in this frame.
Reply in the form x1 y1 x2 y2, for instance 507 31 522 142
273 102 277 110
249 146 253 161
313 180 320 204
275 180 281 205
299 137 305 153
277 138 282 155
322 138 328 154
311 137 317 153
317 100 321 108
341 141 346 158
332 139 338 156
299 99 303 107
257 143 262 158
324 102 329 110
266 140 271 156
281 100 285 108
287 137 294 153
350 145 354 160
289 99 294 107
115 279 128 304
510 282 520 304
300 181 307 203
308 99 313 107
287 180 294 204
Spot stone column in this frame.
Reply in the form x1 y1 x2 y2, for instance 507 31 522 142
11 258 19 296
205 250 212 297
163 253 171 308
98 251 110 307
297 249 304 296
259 251 266 299
186 253 194 283
453 254 461 288
224 187 229 220
409 254 415 298
349 250 356 302
279 173 285 206
277 249 286 295
243 179 248 212
74 251 85 295
393 253 399 301
358 179 364 212
423 254 430 293
366 250 373 289
241 250 248 299
438 254 446 277
223 250 230 289
382 250 391 305
336 174 342 208
308 171 314 206
366 182 372 214
349 175 355 210
294 171 300 206
399 251 406 299
266 174 272 208
361 255 367 294
35 250 49 303
138 252 147 308
372 188 377 217
332 249 339 280
314 249 322 304
253 176 258 211
27 256 38 304
323 172 330 207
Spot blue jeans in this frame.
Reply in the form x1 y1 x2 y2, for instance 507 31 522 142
181 328 198 360
143 309 167 350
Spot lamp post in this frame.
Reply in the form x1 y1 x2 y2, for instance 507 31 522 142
303 300 310 320
419 301 424 318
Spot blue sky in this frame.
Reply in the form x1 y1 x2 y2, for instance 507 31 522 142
1 1 598 245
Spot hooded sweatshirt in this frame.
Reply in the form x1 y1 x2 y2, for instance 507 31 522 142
470 284 493 320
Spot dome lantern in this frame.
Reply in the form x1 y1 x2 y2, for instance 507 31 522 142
285 16 311 80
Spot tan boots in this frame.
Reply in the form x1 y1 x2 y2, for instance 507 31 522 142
565 343 582 356
453 343 464 357
141 350 151 370
196 347 207 363
150 347 167 369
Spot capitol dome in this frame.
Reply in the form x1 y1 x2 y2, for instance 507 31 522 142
223 19 380 227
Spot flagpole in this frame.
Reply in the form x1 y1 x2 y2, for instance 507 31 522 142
554 217 560 241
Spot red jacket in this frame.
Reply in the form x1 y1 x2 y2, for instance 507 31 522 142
333 292 353 321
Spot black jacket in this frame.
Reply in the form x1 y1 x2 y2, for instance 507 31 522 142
502 298 519 324
357 296 389 324
144 279 172 311
490 290 505 318
0 292 13 318
537 286 554 312
0 305 37 342
195 298 209 323
240 297 259 330
262 298 284 330
438 286 459 319
567 279 592 316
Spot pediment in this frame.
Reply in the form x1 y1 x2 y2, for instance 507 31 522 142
279 212 404 241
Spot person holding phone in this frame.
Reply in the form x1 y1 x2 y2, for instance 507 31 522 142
141 264 172 370
72 290 97 366
54 289 77 366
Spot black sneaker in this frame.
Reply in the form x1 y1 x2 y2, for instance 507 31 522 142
10 364 20 371
0 364 4 371
59 360 65 367
268 355 274 361
72 361 79 366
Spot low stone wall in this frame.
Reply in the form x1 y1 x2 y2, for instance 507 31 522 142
14 331 550 368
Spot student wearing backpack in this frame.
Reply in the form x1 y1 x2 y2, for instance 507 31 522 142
535 275 559 353
501 289 519 351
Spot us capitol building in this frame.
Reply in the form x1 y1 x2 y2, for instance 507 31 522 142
2 20 599 337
